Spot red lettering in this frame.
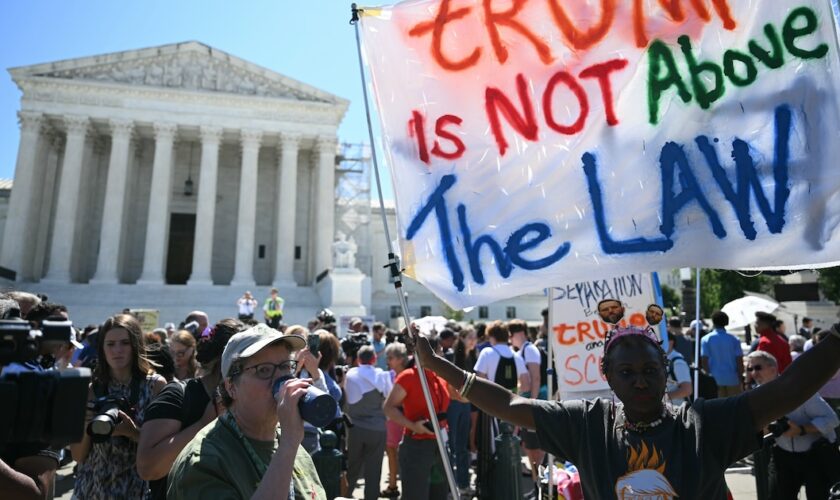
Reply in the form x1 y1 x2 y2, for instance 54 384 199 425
564 355 583 386
554 323 577 345
485 73 538 156
583 354 604 384
547 0 616 51
578 320 597 342
634 0 737 48
409 0 481 71
482 0 553 65
408 110 430 165
430 114 466 160
579 58 628 126
543 71 588 135
629 313 647 328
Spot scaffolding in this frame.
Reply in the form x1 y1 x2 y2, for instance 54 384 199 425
334 142 373 276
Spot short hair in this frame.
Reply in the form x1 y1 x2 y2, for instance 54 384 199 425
507 319 528 335
284 324 307 337
711 311 729 328
755 311 777 324
788 335 806 352
746 350 778 368
597 299 622 312
27 302 67 325
669 318 682 328
372 322 386 333
438 328 456 341
357 345 376 364
270 288 279 294
803 317 813 324
384 342 407 360
487 320 509 343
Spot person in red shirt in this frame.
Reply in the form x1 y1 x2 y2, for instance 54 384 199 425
383 340 450 500
756 312 792 374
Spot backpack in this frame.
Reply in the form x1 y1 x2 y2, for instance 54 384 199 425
524 341 557 394
492 347 518 391
668 353 718 401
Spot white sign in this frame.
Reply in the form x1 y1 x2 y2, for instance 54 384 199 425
360 0 840 309
548 273 660 395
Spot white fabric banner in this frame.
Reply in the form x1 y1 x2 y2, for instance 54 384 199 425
548 273 659 395
359 0 840 309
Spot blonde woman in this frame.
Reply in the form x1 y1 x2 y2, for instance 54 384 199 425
170 331 198 380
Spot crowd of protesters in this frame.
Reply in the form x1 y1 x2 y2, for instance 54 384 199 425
1 287 839 500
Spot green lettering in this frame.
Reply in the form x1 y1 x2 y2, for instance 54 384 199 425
679 35 725 110
723 49 758 86
783 6 828 60
749 24 785 69
647 39 692 125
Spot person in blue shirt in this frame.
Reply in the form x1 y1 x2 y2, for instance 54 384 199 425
701 311 745 397
372 322 388 370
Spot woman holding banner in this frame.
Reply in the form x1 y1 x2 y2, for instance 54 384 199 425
411 321 840 498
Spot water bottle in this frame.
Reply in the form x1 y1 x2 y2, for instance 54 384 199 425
272 374 337 428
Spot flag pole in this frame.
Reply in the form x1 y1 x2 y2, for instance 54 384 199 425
349 5 460 499
694 268 702 397
546 288 556 494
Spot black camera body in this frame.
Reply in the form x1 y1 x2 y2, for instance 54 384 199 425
768 416 790 438
0 319 91 446
87 396 132 443
341 332 370 359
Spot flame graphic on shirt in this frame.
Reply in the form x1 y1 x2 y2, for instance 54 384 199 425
614 442 678 499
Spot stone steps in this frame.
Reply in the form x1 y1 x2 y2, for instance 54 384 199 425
0 281 324 328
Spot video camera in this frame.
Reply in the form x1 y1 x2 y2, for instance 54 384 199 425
0 319 91 446
763 416 790 446
87 395 132 443
341 332 370 359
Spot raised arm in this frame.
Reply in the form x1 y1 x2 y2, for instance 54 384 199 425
413 334 536 429
747 324 840 431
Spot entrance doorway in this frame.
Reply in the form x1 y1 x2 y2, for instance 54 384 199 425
165 213 196 284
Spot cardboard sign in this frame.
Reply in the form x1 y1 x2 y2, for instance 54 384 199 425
360 0 840 308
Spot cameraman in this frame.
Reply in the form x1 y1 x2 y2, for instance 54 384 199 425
0 296 58 500
747 351 840 498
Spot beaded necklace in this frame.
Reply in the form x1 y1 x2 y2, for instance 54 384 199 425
617 404 672 433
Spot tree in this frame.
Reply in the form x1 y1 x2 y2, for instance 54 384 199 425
661 284 681 315
692 269 779 317
818 266 840 304
442 303 465 322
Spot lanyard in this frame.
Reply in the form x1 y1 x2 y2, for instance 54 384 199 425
220 413 296 499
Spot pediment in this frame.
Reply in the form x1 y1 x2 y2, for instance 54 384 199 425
10 41 343 104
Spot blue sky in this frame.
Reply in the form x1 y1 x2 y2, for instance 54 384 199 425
0 0 377 183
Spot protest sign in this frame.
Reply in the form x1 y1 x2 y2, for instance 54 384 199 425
359 0 840 309
548 272 661 395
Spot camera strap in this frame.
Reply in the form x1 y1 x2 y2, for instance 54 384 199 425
92 377 142 409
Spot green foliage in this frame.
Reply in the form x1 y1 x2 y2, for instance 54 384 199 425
661 284 681 314
818 266 840 304
692 269 779 316
442 303 465 322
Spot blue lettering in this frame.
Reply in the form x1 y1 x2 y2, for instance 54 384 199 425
695 105 792 239
457 204 512 285
505 223 571 270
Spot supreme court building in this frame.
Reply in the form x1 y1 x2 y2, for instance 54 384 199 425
0 42 547 326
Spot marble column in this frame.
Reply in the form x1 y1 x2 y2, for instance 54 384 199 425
230 129 263 287
43 115 89 283
137 122 177 285
32 132 64 280
313 136 338 277
273 133 300 287
187 125 224 286
90 119 134 284
0 111 44 280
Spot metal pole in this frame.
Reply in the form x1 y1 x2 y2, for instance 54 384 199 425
546 288 556 493
349 6 460 499
694 267 702 397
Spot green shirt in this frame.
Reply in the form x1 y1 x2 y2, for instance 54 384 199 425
167 419 325 500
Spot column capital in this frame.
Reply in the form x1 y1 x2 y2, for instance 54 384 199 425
17 111 44 133
153 122 178 141
240 128 263 148
315 135 339 153
63 115 90 136
279 132 302 150
109 118 134 138
200 125 224 144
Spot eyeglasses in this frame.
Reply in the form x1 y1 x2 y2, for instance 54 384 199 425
240 360 298 380
746 365 764 372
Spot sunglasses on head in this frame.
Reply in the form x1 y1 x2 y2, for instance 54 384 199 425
746 365 763 372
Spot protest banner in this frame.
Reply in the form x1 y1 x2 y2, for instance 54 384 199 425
548 272 661 395
359 0 840 309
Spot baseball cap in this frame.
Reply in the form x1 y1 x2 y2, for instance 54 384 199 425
221 323 306 377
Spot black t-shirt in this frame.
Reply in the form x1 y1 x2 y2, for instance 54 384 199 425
532 395 761 499
144 378 211 500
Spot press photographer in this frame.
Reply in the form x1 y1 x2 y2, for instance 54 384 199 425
69 314 166 499
0 294 89 500
746 350 840 498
